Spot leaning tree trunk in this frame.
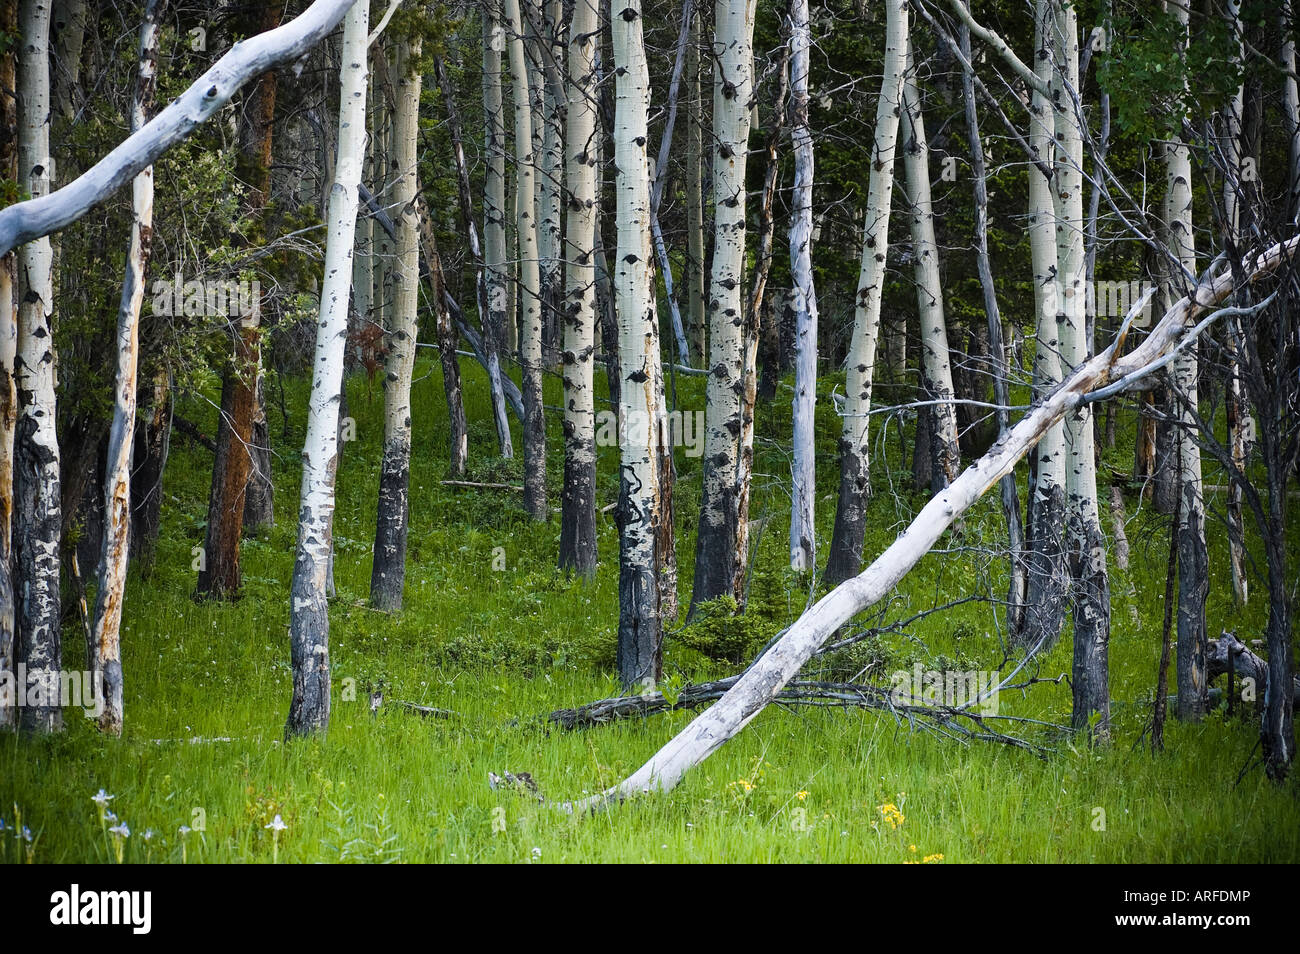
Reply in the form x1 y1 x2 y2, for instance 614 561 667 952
787 0 818 574
612 0 665 690
286 0 369 739
1014 0 1069 654
369 38 421 612
690 0 755 614
14 0 62 733
197 3 281 600
825 0 907 584
88 0 164 737
1163 0 1208 722
900 59 959 492
506 0 547 521
484 1 512 370
0 0 17 732
558 0 599 579
1051 0 1110 735
573 235 1300 805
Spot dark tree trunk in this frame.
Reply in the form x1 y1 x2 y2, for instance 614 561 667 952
197 3 279 599
1174 479 1209 720
1015 478 1068 654
129 368 170 576
197 337 257 599
825 437 869 584
243 373 274 531
370 436 410 612
1071 515 1111 736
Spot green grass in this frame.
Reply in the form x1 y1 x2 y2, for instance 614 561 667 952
2 349 1297 863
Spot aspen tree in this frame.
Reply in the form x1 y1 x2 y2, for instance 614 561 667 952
88 0 164 736
370 36 421 611
558 0 599 578
825 0 906 583
287 0 369 738
506 0 547 520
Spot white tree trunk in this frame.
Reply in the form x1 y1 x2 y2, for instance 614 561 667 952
369 37 420 612
825 0 906 583
612 0 664 689
685 7 706 364
88 0 163 737
506 0 547 520
1222 0 1248 606
14 0 61 734
901 57 959 490
787 0 818 574
0 0 17 732
1017 0 1069 652
1163 0 1208 722
575 236 1300 804
1051 0 1110 733
537 0 565 365
691 0 756 612
558 0 599 579
0 0 358 258
287 0 368 737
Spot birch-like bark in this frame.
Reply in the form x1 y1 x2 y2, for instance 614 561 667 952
538 0 565 367
825 0 906 583
901 62 959 492
690 0 755 613
574 236 1300 804
88 0 164 737
507 0 548 520
1015 0 1069 653
0 0 17 731
287 0 368 738
14 0 61 733
685 7 706 364
558 0 599 578
0 0 359 258
612 0 664 690
787 0 817 574
370 37 420 612
1051 0 1110 734
1222 0 1248 605
1163 0 1207 722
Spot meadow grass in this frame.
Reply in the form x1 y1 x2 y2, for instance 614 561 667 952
1 351 1297 863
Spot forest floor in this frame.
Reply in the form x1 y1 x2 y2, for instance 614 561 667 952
3 351 1299 863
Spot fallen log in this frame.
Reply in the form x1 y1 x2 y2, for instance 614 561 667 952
547 676 1062 754
565 236 1300 811
1208 631 1300 706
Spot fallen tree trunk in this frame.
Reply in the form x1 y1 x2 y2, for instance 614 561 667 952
1208 631 1300 706
569 236 1300 809
547 676 1058 754
0 0 357 257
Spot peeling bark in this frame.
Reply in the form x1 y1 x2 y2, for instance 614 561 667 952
88 0 164 737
